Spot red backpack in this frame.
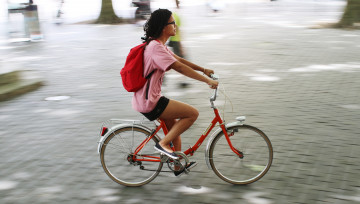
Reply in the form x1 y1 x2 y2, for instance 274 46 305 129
120 42 154 92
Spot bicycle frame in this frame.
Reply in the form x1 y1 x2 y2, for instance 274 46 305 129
132 103 242 163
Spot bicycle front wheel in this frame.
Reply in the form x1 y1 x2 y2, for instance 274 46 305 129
209 125 273 185
100 127 163 186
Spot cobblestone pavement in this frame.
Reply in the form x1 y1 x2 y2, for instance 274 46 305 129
1 0 360 203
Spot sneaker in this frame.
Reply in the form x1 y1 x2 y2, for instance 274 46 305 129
174 161 197 177
154 143 179 160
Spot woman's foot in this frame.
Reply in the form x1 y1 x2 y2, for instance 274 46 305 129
154 143 179 160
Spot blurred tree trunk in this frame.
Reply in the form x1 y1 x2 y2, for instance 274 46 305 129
96 0 123 24
337 0 360 28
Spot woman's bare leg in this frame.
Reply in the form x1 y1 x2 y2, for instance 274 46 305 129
163 118 182 171
162 119 182 152
158 100 198 153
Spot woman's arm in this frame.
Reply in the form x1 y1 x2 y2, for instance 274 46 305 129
170 60 218 88
173 55 214 77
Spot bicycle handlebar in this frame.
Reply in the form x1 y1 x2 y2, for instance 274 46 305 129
210 74 219 104
210 74 219 80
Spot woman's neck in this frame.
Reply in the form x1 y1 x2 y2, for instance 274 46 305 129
157 36 169 45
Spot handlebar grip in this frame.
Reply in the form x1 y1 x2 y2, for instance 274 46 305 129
210 74 219 80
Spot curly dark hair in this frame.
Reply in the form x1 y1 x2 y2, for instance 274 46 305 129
142 9 172 43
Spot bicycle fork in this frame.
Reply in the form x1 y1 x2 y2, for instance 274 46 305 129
204 116 246 169
220 124 244 158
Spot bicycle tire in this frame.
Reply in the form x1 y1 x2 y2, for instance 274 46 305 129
209 124 273 185
100 127 163 187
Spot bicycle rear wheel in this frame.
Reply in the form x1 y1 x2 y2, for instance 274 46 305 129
209 125 273 185
100 127 163 186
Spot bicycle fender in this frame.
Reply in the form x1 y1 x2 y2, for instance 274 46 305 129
204 121 243 169
97 124 156 154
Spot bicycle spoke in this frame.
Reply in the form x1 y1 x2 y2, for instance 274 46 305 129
114 132 132 152
104 143 129 154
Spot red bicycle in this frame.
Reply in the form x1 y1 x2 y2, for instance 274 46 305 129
97 75 273 186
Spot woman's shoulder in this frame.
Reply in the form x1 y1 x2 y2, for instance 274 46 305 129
146 40 168 53
147 40 161 48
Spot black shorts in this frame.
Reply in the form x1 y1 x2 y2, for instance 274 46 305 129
141 96 170 121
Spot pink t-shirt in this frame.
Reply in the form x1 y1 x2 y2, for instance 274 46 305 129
132 40 176 113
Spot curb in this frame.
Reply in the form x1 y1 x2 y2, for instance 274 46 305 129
0 70 44 101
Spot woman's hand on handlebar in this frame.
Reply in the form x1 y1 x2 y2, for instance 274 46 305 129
203 68 218 89
204 68 214 77
208 79 219 89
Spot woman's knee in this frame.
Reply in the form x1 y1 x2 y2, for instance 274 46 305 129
188 108 199 122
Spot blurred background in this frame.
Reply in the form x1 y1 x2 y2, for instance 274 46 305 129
1 0 359 203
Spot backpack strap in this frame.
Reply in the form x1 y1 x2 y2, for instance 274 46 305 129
145 70 155 100
143 40 159 100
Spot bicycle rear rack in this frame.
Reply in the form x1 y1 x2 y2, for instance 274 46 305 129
99 119 156 137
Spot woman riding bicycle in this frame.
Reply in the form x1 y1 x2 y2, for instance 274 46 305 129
132 8 218 176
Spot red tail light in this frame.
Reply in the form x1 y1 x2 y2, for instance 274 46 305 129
101 127 108 136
